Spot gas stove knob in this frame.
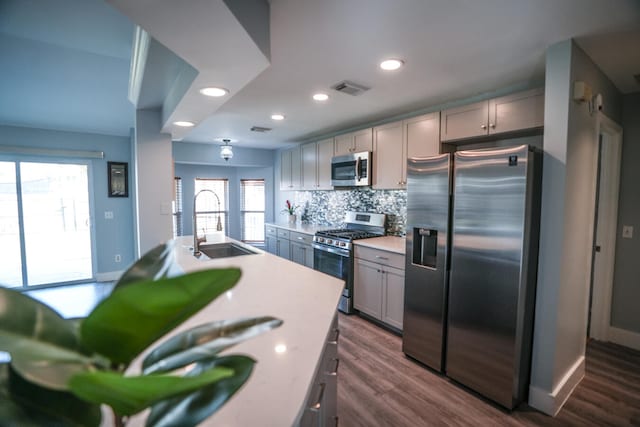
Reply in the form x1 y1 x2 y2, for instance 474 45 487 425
317 237 324 243
339 241 346 247
326 239 333 245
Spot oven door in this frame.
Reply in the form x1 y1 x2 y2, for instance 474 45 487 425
313 243 354 313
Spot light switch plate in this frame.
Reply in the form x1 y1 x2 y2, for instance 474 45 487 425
622 225 633 239
104 211 114 219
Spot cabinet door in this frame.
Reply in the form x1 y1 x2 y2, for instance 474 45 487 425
280 149 292 190
317 138 334 190
290 241 309 266
276 238 290 260
354 258 382 319
373 121 404 189
301 142 318 190
303 244 314 268
382 266 405 330
334 134 353 156
489 88 544 135
353 128 373 153
265 235 277 255
290 146 302 190
440 101 489 142
405 112 440 158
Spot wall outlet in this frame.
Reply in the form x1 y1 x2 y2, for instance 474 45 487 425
115 254 122 263
622 225 634 239
104 211 114 220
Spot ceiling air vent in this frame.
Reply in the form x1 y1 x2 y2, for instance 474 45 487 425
250 126 272 133
331 80 370 96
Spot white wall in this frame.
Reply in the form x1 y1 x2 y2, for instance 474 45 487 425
134 109 174 255
529 39 623 415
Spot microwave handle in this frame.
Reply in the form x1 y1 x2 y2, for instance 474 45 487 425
355 156 361 181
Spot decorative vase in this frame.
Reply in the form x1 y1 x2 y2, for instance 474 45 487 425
288 214 297 224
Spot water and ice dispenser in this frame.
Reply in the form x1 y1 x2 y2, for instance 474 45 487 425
412 228 437 269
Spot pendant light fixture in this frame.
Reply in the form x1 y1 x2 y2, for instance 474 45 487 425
220 139 233 161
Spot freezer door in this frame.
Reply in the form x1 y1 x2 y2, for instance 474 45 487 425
447 144 533 409
402 154 451 372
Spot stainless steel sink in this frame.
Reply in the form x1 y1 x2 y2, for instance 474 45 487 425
198 242 260 259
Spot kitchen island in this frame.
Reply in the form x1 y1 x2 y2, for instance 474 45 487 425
125 235 344 427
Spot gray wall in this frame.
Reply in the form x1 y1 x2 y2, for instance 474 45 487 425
529 39 622 413
611 93 640 333
0 124 135 276
174 163 274 241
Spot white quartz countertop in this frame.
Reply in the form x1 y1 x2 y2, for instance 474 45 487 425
353 236 406 255
265 222 332 235
125 235 344 427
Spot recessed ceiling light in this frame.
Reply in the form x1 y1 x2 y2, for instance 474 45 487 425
313 93 329 101
199 87 229 97
173 121 195 127
380 59 404 71
271 114 285 121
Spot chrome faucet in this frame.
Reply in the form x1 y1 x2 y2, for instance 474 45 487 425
193 189 223 256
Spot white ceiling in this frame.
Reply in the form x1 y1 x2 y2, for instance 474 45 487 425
178 0 640 149
1 0 639 147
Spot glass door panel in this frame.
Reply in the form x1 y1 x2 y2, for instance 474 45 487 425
20 162 93 285
0 162 22 287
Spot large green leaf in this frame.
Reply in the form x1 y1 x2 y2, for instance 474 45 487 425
143 316 283 374
80 268 241 365
115 242 176 290
0 288 99 390
0 364 102 427
146 355 255 427
68 366 234 416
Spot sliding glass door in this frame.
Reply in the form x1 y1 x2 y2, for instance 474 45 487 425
0 160 93 288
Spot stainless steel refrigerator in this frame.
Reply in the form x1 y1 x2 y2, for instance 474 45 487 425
403 144 541 409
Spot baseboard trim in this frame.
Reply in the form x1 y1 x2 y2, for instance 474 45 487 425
608 326 640 352
528 356 585 416
95 271 123 282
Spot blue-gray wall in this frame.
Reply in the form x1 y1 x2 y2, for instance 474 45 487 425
0 124 135 276
174 163 274 241
611 93 640 333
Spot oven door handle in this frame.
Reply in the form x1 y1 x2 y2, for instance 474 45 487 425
312 243 350 258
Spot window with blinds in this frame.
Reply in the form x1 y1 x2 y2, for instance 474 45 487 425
240 179 265 243
194 178 229 235
173 177 183 238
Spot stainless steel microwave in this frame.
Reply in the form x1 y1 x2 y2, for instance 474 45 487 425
331 151 371 187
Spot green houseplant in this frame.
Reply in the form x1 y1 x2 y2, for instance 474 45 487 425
0 242 282 426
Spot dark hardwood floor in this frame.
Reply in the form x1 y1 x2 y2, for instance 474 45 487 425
337 313 640 427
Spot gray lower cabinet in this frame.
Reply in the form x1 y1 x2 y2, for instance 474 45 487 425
264 225 314 268
299 314 339 427
354 246 405 330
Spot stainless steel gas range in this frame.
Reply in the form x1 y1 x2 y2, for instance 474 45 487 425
312 211 386 314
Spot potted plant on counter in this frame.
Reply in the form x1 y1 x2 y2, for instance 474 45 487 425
0 242 282 426
282 200 298 224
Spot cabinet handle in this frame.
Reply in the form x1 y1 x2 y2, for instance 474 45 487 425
309 382 326 411
326 358 340 375
375 255 389 260
328 328 340 344
480 124 487 130
298 236 304 240
489 123 495 129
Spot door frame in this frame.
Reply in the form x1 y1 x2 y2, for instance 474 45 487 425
589 113 623 341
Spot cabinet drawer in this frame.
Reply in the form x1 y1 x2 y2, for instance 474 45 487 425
354 246 405 270
265 225 278 238
290 231 313 244
276 228 290 239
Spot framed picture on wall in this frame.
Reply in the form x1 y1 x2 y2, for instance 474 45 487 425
108 161 128 197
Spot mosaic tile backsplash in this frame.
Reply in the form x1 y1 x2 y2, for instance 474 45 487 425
294 188 407 235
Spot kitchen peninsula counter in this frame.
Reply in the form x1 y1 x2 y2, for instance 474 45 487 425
126 235 344 427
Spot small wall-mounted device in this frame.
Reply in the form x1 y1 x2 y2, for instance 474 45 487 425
573 81 592 103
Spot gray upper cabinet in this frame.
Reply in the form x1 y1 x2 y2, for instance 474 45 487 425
440 100 489 142
440 88 544 142
334 128 373 156
280 146 301 191
301 138 334 190
488 88 545 135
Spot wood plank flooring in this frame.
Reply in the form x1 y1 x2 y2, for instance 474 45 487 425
337 313 640 427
